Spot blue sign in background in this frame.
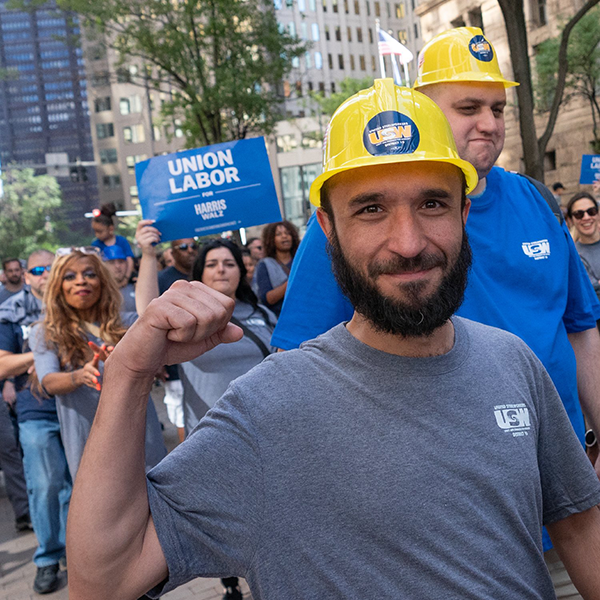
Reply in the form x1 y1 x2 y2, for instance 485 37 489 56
579 154 600 184
136 137 282 241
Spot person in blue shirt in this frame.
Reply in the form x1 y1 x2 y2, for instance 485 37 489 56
272 28 600 592
0 249 71 594
91 202 135 281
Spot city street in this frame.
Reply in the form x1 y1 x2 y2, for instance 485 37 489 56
0 387 251 600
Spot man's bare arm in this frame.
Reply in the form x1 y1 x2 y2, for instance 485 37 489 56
134 219 161 315
67 281 243 600
547 505 600 600
0 349 33 379
568 328 600 476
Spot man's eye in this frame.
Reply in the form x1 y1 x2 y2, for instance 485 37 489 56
359 205 382 214
493 107 504 116
423 200 444 210
458 106 477 114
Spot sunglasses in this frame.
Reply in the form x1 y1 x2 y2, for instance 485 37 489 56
571 207 599 220
27 265 52 276
176 243 198 251
55 246 102 257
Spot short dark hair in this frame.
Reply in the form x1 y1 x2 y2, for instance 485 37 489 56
567 192 598 217
246 237 260 247
192 239 259 307
261 221 300 259
2 258 21 271
552 182 565 192
92 202 117 227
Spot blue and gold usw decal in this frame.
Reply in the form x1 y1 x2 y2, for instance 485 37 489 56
469 35 494 62
363 111 420 156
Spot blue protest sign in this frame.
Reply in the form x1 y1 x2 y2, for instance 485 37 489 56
136 137 281 241
579 155 600 184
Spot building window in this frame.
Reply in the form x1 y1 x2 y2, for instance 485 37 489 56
335 26 341 41
123 124 145 144
298 0 306 10
319 81 325 92
292 56 300 67
277 134 298 153
366 1 370 16
544 149 556 171
103 174 121 189
120 95 142 115
99 148 118 164
315 51 323 69
309 0 316 9
395 2 405 18
289 22 296 36
325 25 330 40
387 2 391 17
451 16 466 28
328 53 333 69
369 28 374 43
344 0 349 13
331 82 336 93
534 0 547 26
94 97 111 112
280 162 322 230
398 29 407 44
332 0 338 12
323 0 327 11
371 55 376 70
306 52 312 68
129 185 139 198
350 55 355 70
312 23 320 40
126 154 148 174
347 26 352 41
96 123 114 139
338 54 344 69
359 55 366 70
374 1 380 16
357 27 363 42
468 7 483 30
413 22 419 39
153 125 162 141
354 0 360 12
91 73 110 87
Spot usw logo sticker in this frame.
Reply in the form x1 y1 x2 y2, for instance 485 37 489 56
494 404 531 437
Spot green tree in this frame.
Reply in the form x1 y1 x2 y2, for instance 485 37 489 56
534 7 600 153
497 0 600 181
0 168 63 259
310 76 375 116
19 0 307 148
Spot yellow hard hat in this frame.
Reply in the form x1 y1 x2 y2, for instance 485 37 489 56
309 78 478 206
414 27 519 89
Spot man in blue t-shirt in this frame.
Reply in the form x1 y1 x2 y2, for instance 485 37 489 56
272 28 600 589
0 250 72 594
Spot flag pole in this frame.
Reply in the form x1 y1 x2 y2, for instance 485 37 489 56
403 61 411 87
390 53 402 85
376 19 386 79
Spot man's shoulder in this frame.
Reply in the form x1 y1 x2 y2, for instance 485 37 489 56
456 316 540 366
0 288 39 325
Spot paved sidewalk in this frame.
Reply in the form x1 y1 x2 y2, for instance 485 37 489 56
0 386 251 600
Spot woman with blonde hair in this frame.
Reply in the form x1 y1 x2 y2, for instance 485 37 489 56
31 247 166 478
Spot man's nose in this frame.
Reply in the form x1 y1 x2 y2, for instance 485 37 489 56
476 107 498 133
386 211 428 259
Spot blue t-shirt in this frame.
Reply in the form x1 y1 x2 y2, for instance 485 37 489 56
273 167 599 442
91 234 134 258
0 318 58 423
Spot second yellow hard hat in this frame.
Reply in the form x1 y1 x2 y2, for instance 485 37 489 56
309 79 478 206
414 27 519 89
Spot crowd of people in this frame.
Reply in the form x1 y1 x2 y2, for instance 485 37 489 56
0 201 299 597
1 24 600 600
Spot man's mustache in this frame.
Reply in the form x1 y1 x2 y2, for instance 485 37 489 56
367 252 447 279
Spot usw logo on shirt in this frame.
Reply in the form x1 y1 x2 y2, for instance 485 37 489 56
494 404 531 437
522 239 550 260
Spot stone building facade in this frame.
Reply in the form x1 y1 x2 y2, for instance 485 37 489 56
415 0 596 199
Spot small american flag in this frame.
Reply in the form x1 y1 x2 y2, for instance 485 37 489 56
378 29 414 63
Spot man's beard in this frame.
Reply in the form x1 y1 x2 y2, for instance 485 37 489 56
327 227 472 338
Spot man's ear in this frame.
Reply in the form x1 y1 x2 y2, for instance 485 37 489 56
462 196 471 225
316 207 334 240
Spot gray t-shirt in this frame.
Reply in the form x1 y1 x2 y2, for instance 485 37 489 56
146 318 600 599
32 313 166 477
120 283 137 313
575 239 600 284
179 301 276 431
